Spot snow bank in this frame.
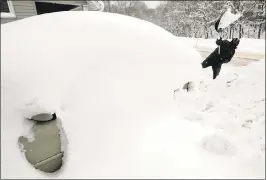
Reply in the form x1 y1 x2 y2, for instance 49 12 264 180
175 59 265 178
1 11 264 179
1 11 204 178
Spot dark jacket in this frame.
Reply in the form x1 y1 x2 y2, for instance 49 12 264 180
215 38 238 63
201 38 240 79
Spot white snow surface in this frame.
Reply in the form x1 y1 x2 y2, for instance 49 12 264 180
1 11 265 179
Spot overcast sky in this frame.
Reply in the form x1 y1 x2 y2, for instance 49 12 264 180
143 1 161 9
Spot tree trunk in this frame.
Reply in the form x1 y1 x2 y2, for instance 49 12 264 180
258 23 262 39
210 28 213 38
232 26 235 38
239 24 242 38
226 27 228 39
248 25 250 38
108 1 111 12
229 27 232 39
204 25 208 39
253 25 256 38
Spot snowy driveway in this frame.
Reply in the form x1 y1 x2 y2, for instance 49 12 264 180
177 37 265 66
197 49 263 66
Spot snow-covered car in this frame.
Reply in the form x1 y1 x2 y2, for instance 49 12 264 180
1 11 203 178
1 11 264 179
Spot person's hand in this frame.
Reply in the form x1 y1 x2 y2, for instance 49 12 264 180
216 37 223 45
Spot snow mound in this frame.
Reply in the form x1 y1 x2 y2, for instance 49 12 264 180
175 59 265 177
202 134 237 156
1 11 203 119
1 11 264 179
1 11 206 178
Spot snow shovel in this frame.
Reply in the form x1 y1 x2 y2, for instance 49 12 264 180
215 7 241 33
215 7 241 54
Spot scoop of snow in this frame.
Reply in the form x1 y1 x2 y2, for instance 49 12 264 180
218 7 241 30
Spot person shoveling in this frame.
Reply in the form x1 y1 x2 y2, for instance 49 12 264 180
201 37 240 79
201 7 241 79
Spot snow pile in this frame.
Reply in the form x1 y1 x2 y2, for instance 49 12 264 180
175 59 265 177
1 11 264 179
1 11 203 178
1 11 202 119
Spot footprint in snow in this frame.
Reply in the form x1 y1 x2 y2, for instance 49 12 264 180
201 134 237 156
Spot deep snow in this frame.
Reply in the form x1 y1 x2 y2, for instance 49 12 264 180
1 11 265 179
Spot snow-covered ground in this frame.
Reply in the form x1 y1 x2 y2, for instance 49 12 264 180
1 11 265 179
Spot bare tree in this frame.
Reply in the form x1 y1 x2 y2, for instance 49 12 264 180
108 0 265 39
